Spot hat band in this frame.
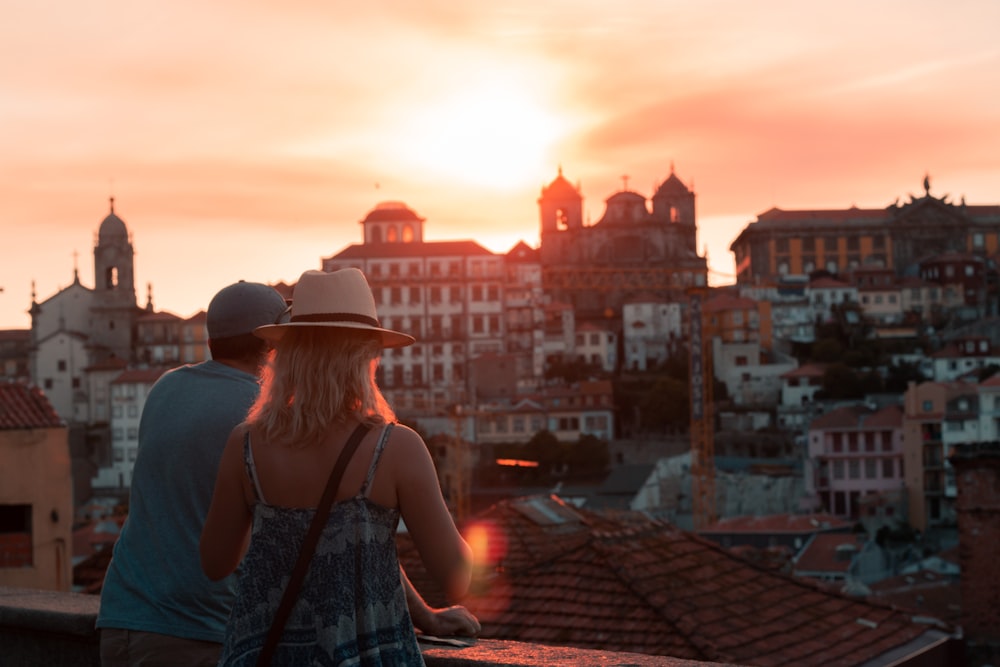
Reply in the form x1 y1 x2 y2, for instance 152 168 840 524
290 312 381 327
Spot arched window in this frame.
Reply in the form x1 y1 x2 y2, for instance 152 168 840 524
387 226 398 243
402 224 414 243
371 227 383 243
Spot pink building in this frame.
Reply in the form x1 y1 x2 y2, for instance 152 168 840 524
806 403 905 520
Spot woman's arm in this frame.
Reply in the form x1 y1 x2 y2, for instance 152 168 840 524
199 425 254 581
393 426 473 602
401 566 480 637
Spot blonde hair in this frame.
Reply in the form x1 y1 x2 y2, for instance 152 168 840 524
247 327 395 447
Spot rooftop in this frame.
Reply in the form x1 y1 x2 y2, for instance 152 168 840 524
398 495 958 666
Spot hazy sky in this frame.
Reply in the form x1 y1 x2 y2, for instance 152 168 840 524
2 1 999 329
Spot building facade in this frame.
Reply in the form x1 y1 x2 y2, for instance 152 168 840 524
538 166 708 328
730 176 1000 288
806 403 905 520
321 201 532 414
0 383 72 591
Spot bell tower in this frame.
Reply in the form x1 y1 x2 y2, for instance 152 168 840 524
91 197 137 361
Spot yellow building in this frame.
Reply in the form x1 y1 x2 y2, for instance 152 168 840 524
730 176 1000 285
0 383 72 591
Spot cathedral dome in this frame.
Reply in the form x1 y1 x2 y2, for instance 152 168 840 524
98 198 128 242
362 201 424 224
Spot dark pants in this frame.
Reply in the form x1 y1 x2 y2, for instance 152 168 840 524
100 628 222 667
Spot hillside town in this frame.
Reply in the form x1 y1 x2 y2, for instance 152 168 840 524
2 167 999 665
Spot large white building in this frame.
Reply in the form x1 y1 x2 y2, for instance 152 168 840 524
321 201 553 414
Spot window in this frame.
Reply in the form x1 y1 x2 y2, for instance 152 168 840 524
410 286 421 303
833 460 844 480
865 459 878 479
0 504 33 567
882 458 894 478
57 360 67 371
848 459 860 479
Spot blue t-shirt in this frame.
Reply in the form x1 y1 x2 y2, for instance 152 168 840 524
97 360 259 643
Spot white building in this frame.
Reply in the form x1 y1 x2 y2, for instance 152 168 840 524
622 297 682 371
91 367 168 491
574 323 617 373
322 201 528 415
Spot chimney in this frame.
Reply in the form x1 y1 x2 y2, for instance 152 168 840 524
951 442 1000 663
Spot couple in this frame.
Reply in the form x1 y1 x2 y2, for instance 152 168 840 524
97 269 476 666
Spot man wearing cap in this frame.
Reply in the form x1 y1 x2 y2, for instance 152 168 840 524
97 281 477 666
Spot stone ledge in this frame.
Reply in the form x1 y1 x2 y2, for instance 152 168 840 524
0 586 740 666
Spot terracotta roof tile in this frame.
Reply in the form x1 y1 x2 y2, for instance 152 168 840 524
0 383 63 429
397 495 952 666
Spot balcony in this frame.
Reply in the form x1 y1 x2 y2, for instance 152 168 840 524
0 586 735 667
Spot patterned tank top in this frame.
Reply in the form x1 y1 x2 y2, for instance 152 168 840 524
217 423 425 666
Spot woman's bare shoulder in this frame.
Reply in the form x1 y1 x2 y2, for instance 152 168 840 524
382 422 430 455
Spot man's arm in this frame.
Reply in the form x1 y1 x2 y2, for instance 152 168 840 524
402 566 481 637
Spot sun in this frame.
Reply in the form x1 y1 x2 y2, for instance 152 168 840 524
397 78 565 189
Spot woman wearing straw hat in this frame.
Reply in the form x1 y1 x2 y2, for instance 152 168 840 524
200 268 473 666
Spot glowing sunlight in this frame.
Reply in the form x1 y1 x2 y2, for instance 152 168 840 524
396 78 566 189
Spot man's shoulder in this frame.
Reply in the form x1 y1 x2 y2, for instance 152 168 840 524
158 360 255 384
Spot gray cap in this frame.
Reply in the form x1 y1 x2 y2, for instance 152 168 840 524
207 281 288 339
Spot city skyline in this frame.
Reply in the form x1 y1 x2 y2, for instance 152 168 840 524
2 1 999 329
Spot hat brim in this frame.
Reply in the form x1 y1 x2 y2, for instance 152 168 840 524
254 321 415 349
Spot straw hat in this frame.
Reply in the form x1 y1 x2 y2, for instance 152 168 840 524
253 268 414 348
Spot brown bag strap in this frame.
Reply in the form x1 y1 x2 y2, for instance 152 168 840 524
256 422 373 667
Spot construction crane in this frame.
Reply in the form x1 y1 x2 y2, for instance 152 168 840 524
688 289 717 530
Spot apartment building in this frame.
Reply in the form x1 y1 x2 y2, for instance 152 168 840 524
805 403 905 520
321 201 547 415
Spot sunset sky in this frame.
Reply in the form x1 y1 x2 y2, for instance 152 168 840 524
2 1 999 329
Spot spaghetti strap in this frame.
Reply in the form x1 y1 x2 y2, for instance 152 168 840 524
359 423 394 498
243 431 267 504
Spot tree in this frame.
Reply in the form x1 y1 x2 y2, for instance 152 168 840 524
816 363 866 400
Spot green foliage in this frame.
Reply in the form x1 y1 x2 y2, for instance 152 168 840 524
816 363 866 400
810 338 844 363
884 361 928 392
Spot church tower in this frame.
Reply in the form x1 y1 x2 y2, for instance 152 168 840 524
538 167 584 264
91 197 138 361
